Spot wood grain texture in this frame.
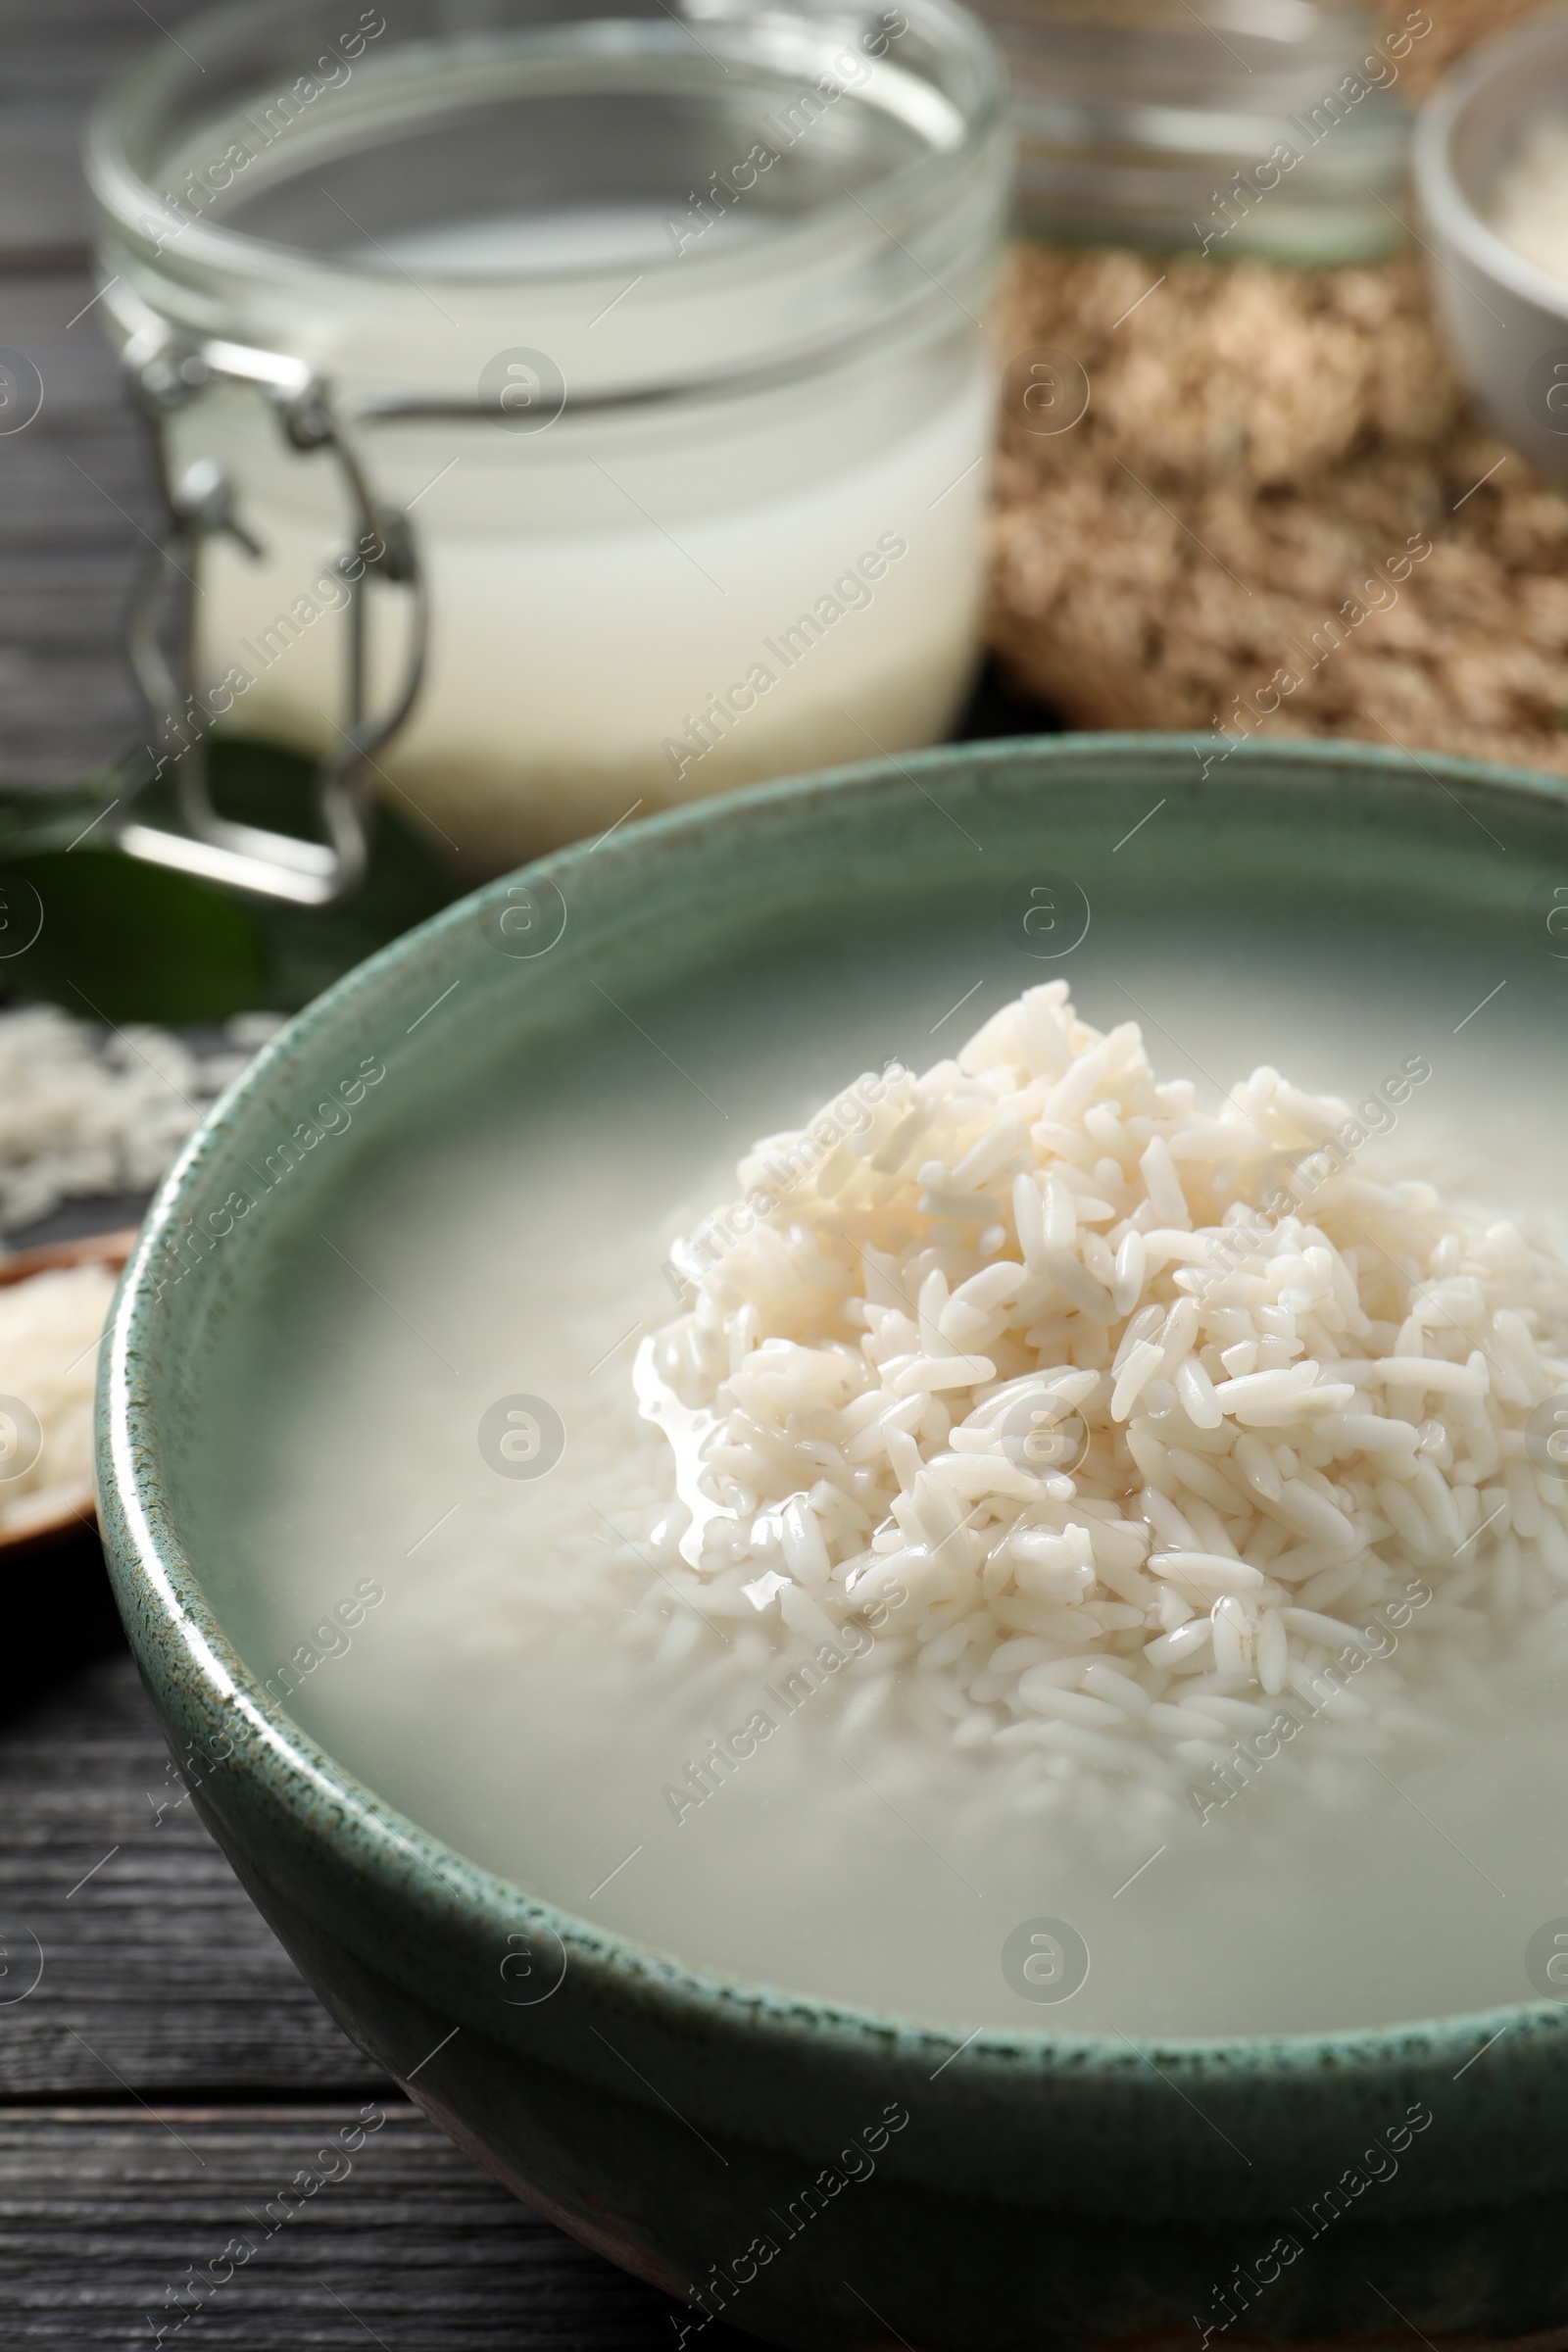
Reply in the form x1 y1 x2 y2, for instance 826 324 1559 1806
0 0 207 270
0 1648 385 2099
0 2106 734 2347
0 271 153 789
0 1647 748 2345
0 0 208 783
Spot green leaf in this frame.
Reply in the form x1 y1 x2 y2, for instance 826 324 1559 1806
0 738 466 1025
0 849 270 1025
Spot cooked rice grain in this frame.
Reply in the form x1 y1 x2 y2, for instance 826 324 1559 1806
636 984 1568 1817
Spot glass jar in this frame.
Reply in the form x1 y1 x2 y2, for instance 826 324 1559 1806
87 0 1009 886
970 0 1411 262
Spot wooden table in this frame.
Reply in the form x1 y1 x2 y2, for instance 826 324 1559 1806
0 1623 765 2346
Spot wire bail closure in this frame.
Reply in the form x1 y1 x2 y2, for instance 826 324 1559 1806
112 323 428 907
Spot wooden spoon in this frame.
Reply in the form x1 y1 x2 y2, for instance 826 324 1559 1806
0 1227 138 1558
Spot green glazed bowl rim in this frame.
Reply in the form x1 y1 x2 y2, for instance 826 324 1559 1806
98 731 1568 2089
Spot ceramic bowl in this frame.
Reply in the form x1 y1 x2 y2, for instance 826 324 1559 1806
98 736 1568 2351
1413 7 1568 489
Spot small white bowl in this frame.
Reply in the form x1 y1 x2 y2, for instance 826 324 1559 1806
1413 6 1568 486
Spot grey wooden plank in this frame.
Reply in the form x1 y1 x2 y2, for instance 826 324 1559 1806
0 270 154 785
0 1649 389 2098
0 110 94 273
0 640 143 787
0 0 209 269
0 0 204 77
0 554 140 645
0 0 208 774
0 633 141 789
0 2107 731 2347
2 272 156 474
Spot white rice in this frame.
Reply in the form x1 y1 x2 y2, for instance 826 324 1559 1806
0 1002 285 1529
0 1262 118 1531
0 1004 284 1233
630 980 1568 1820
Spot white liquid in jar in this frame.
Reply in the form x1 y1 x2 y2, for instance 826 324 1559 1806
179 200 990 871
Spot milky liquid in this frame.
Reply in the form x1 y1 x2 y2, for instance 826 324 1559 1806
176 196 989 871
191 908 1568 2038
191 371 986 870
